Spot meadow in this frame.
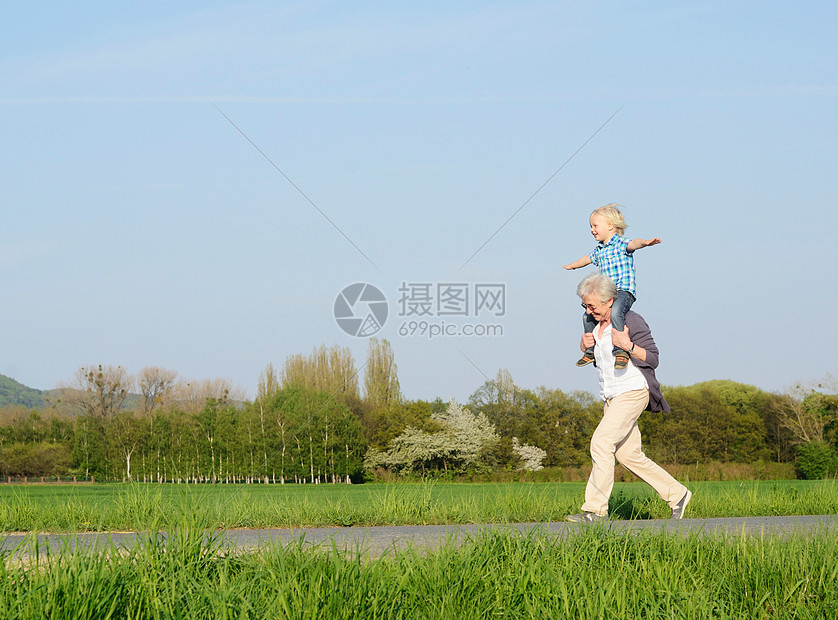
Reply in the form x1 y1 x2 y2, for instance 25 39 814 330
2 520 837 618
2 481 837 618
1 479 836 533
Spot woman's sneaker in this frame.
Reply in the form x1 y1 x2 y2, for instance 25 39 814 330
670 490 692 520
566 511 607 523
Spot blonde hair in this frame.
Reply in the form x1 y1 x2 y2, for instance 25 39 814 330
590 203 627 236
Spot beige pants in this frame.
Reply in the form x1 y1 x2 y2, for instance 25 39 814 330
581 388 687 516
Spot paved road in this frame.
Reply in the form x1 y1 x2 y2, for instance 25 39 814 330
4 515 837 559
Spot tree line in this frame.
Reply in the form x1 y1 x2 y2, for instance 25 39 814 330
0 344 836 481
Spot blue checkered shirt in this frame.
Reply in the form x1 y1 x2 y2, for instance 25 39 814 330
589 235 636 296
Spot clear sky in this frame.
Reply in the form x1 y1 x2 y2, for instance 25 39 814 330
2 1 836 403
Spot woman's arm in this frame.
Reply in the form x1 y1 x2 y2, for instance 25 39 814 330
623 312 659 369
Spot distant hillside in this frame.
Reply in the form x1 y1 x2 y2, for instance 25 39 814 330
0 375 46 409
0 376 147 413
0 376 222 413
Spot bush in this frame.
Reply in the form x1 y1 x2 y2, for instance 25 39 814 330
0 442 72 477
795 441 838 480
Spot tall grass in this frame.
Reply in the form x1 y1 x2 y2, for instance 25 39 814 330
2 521 837 618
454 460 797 483
0 480 836 533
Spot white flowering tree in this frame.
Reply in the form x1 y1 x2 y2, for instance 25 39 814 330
512 437 547 472
365 399 499 476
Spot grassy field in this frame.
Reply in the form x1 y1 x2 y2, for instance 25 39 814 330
1 479 836 532
2 482 837 618
2 521 837 618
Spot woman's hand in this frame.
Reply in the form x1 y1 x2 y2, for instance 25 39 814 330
611 326 632 351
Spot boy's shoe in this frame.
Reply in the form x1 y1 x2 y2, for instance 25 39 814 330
614 351 629 370
575 354 595 367
670 489 692 520
566 511 607 524
576 348 595 367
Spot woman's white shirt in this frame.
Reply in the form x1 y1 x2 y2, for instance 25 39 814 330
593 322 648 400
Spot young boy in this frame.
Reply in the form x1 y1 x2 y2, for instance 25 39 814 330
563 204 661 369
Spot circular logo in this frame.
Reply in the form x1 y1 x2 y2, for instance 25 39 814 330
334 283 388 337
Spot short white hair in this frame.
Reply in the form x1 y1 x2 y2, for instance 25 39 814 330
576 273 617 303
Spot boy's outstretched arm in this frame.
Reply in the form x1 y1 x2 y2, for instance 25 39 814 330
563 255 592 270
626 237 662 252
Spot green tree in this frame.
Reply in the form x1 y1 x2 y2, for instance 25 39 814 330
0 442 71 477
0 406 44 443
257 363 280 402
72 414 107 477
363 338 401 409
761 391 797 462
364 399 439 450
469 371 597 469
795 441 838 479
107 410 148 481
238 401 265 483
281 345 360 400
148 411 172 482
262 387 366 483
195 399 224 483
166 407 195 483
640 381 772 464
468 370 538 465
529 387 599 469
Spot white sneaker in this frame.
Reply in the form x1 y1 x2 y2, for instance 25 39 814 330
566 511 607 523
670 490 692 520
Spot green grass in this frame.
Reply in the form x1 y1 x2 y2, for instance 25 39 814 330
0 479 836 533
3 521 838 618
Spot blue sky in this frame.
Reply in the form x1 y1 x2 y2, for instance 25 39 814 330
2 1 836 402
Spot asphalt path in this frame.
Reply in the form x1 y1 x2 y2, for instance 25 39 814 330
3 515 837 560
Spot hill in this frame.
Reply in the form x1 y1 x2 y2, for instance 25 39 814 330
0 376 233 413
0 375 46 409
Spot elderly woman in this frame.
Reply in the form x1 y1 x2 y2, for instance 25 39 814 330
567 273 691 523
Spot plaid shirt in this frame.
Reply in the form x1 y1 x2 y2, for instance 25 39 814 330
589 234 636 296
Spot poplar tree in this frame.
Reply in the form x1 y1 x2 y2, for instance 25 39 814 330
363 338 401 409
280 345 359 400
